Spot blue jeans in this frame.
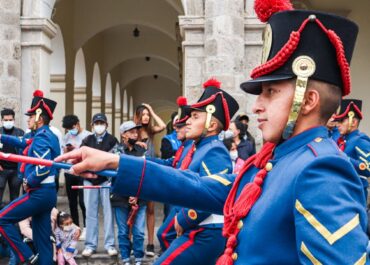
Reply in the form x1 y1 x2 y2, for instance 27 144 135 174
84 180 115 250
114 204 146 260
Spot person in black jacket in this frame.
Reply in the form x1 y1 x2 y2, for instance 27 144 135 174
0 108 24 204
80 113 118 257
229 120 255 160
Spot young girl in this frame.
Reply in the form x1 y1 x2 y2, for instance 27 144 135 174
55 212 79 265
134 103 165 256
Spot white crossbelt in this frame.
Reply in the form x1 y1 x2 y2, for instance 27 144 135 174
41 175 55 184
199 214 224 226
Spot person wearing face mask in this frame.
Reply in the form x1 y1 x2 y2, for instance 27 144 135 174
61 115 92 241
0 108 24 204
79 113 118 257
54 211 79 265
110 121 146 265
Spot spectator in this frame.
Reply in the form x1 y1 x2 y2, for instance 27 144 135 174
229 120 254 160
55 212 79 265
62 114 91 240
160 112 181 159
236 113 256 153
80 113 118 257
134 104 166 256
111 121 147 265
223 138 244 174
0 108 24 204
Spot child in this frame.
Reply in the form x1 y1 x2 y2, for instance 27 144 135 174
55 212 78 265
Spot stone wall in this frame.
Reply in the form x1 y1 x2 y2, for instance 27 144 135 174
0 0 22 127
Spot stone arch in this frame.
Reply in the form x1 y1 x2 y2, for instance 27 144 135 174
73 48 88 128
92 62 101 97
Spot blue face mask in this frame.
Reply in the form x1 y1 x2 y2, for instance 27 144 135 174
69 128 78 136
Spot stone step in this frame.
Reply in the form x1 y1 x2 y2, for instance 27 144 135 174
75 254 156 265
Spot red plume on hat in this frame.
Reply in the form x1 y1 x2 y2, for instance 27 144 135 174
33 89 44 98
203 78 221 89
176 96 187 107
254 0 293 22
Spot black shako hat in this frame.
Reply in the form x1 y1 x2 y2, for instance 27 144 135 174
187 79 239 130
26 90 57 119
175 96 189 128
334 99 363 121
240 0 358 97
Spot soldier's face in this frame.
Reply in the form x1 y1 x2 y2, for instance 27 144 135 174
337 118 358 135
27 115 36 130
185 111 207 140
252 80 295 143
175 125 187 141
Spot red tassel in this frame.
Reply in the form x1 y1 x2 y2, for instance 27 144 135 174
254 0 293 23
203 78 221 89
33 89 44 97
172 145 185 168
216 253 234 265
177 96 187 106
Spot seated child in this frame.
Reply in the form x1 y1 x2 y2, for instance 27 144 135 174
55 212 79 265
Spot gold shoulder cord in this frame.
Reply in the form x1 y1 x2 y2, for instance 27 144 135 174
282 56 316 140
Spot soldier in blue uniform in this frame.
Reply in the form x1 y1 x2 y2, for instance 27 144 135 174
57 0 369 263
149 84 238 264
0 90 60 265
334 99 370 201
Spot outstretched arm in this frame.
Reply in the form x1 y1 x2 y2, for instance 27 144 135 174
55 146 234 214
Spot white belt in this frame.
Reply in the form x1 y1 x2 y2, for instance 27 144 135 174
199 214 224 226
360 175 367 180
41 176 55 184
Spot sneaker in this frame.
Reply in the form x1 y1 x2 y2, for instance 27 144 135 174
82 248 95 257
135 258 142 265
79 227 86 241
122 258 130 265
146 244 155 257
107 247 118 256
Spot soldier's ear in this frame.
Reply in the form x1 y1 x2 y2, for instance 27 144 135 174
301 89 320 116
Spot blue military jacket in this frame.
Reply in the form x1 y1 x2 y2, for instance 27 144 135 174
149 135 233 229
342 129 370 186
1 125 60 188
112 126 368 264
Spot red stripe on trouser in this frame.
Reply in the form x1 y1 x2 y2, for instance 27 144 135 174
0 194 30 218
162 218 175 248
0 194 30 262
161 228 204 265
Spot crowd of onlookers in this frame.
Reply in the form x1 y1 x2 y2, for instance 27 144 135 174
0 105 257 265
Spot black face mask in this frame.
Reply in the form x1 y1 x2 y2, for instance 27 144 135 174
128 138 137 145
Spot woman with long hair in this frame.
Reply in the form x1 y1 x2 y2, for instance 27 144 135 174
134 103 166 256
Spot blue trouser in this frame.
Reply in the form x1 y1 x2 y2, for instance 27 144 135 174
154 227 226 265
0 187 56 265
114 204 147 260
157 207 178 251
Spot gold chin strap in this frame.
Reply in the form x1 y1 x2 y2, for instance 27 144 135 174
347 111 355 134
203 104 216 136
282 56 316 140
33 108 42 130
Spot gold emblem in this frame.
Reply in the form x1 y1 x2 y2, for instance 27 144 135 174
205 105 216 129
188 209 197 220
261 24 273 64
292 56 316 78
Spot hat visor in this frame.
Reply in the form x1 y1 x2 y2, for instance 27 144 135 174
175 122 187 128
240 74 294 95
123 125 142 133
92 119 107 123
25 112 35 116
184 105 205 113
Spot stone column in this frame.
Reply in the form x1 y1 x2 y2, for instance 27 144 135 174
50 74 66 129
91 96 102 117
20 17 57 128
105 102 113 134
73 87 87 129
114 110 121 139
0 0 22 128
203 0 245 101
179 15 205 103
